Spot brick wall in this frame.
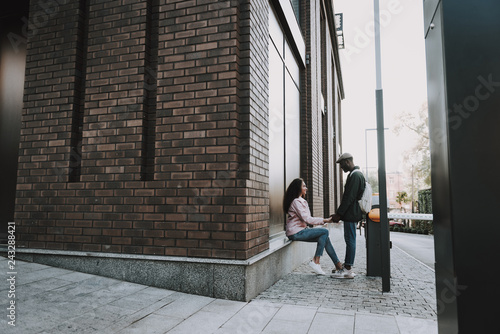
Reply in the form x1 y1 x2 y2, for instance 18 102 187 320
321 11 337 217
15 0 269 260
311 0 324 218
301 0 341 217
15 0 341 260
300 0 312 211
301 0 323 217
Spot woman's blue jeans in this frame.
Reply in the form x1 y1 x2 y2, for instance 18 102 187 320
288 228 340 264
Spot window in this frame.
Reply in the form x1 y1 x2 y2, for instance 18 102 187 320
290 0 301 25
269 6 301 236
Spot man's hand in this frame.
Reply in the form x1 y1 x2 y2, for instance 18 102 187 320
330 213 341 223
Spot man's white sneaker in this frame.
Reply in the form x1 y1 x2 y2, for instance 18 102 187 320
309 261 326 275
331 269 354 279
343 269 355 278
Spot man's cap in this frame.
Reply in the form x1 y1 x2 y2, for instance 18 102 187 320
336 152 353 163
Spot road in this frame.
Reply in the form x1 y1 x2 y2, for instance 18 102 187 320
390 231 435 269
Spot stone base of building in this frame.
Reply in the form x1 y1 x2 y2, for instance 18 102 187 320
2 237 314 301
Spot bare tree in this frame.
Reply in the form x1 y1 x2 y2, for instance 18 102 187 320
394 103 431 195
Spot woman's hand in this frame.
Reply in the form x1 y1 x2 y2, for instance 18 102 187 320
323 217 333 224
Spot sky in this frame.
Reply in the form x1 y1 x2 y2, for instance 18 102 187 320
334 0 428 174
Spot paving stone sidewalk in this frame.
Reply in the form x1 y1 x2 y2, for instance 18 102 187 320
256 223 437 319
0 224 437 333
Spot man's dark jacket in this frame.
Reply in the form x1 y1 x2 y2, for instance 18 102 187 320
337 166 366 222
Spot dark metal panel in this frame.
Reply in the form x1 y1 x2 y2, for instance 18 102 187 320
426 0 500 331
424 3 459 332
441 1 500 331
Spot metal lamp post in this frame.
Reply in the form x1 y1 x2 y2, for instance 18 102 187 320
373 0 391 292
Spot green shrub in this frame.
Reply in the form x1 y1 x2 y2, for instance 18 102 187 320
417 189 433 234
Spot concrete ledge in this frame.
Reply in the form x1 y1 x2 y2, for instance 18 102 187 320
1 239 314 301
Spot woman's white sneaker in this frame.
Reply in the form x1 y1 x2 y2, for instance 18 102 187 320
309 261 326 275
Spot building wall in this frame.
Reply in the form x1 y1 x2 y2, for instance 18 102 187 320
15 0 342 264
302 0 323 217
301 0 343 217
15 0 270 260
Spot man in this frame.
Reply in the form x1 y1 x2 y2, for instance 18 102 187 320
331 153 365 279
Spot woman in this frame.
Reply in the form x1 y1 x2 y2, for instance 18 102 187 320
283 178 347 277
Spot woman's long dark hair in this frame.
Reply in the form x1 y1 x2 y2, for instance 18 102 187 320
283 178 304 214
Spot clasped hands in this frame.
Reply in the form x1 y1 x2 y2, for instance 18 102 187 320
310 214 341 227
329 213 341 223
318 213 341 226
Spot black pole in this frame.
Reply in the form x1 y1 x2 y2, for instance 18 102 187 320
376 89 390 292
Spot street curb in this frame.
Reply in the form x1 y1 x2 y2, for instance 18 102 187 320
392 244 435 272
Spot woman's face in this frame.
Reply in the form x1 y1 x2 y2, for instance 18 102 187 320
301 182 308 197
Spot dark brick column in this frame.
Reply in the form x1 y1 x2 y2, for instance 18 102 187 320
81 0 150 182
238 0 270 256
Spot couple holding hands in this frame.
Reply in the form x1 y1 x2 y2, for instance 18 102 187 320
283 153 365 279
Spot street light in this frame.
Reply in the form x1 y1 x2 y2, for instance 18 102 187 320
373 0 391 293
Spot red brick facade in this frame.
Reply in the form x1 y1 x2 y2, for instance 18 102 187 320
15 0 342 261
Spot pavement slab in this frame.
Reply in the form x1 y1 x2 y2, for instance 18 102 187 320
0 225 438 333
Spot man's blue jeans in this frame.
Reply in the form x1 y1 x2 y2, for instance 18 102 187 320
344 221 357 266
288 228 340 264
